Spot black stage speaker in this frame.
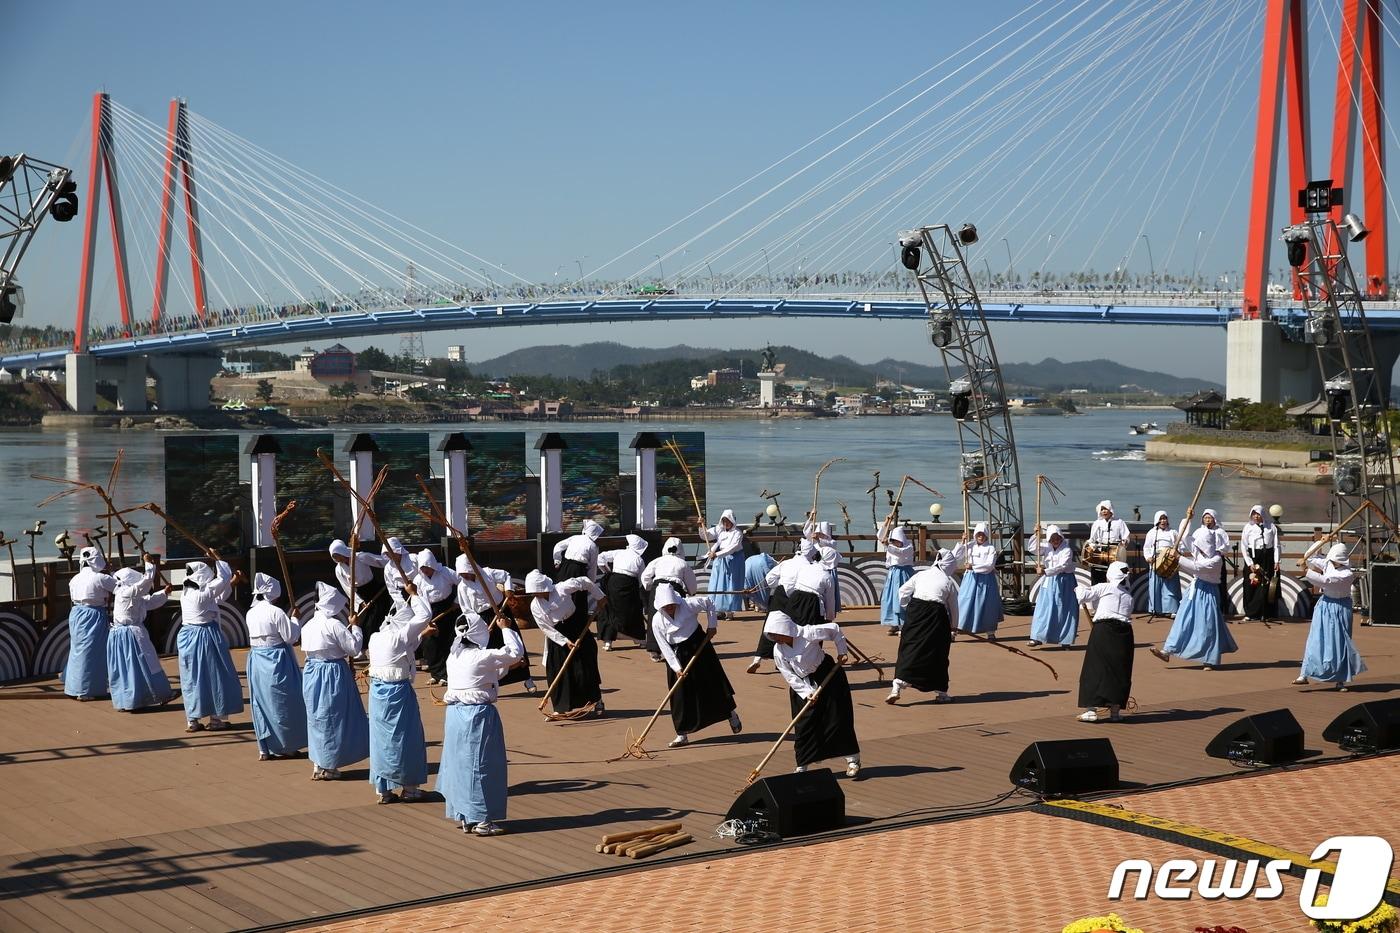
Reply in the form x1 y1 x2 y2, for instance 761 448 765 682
1008 738 1119 797
1323 698 1400 753
725 768 845 838
1205 709 1304 764
1369 565 1400 625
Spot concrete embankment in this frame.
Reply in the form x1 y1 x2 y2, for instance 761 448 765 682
1146 437 1328 484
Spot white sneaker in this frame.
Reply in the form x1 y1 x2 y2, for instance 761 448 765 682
884 685 901 705
1077 709 1101 722
668 734 689 748
845 759 861 779
602 642 613 652
472 821 505 836
793 765 808 773
745 657 762 674
524 680 539 695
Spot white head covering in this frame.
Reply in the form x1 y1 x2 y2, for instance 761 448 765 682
889 526 907 545
1201 508 1219 524
583 519 604 540
185 561 214 587
654 582 681 610
1153 510 1168 525
1045 524 1063 544
626 533 648 555
415 549 443 574
315 580 347 616
524 570 553 595
113 566 144 589
973 522 989 539
456 610 489 647
252 572 281 601
328 539 352 560
798 539 818 560
382 535 406 553
719 509 737 528
454 553 475 576
1326 543 1349 565
935 547 957 572
1097 500 1113 514
79 546 107 571
813 520 833 539
763 610 798 638
1248 504 1272 527
1107 561 1130 584
1192 526 1218 557
664 536 683 555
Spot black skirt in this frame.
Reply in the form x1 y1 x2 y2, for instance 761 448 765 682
753 585 787 658
353 578 387 643
543 606 602 712
1078 618 1134 707
665 627 736 734
789 654 860 767
554 558 593 622
483 609 532 687
894 597 952 692
599 571 646 643
1242 550 1276 619
419 595 458 682
787 589 823 627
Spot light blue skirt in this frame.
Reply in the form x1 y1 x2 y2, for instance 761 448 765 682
880 565 914 628
437 702 508 824
1030 572 1079 645
247 645 308 756
303 657 369 770
1300 595 1367 684
107 624 173 710
369 678 427 793
1148 570 1182 615
177 623 245 720
63 605 111 698
1162 579 1238 666
957 571 1003 634
744 555 775 610
711 552 745 612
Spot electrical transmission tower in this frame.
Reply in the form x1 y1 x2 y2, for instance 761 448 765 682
1287 181 1399 613
899 223 1026 601
399 261 426 374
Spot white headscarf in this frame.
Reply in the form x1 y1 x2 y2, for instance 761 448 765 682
113 566 144 589
253 572 281 601
1107 561 1130 585
719 509 737 528
382 536 407 557
1326 543 1349 565
79 547 108 571
935 548 957 573
889 526 908 546
328 539 352 560
626 533 648 555
973 522 989 540
1153 510 1168 526
798 539 818 560
454 553 475 576
456 610 489 647
813 520 833 539
185 561 215 587
524 570 553 595
653 582 681 610
763 610 798 638
416 549 443 574
1045 524 1064 545
315 580 347 616
1097 500 1114 515
664 536 683 555
1201 507 1219 525
1248 504 1272 527
1192 526 1218 557
583 519 603 540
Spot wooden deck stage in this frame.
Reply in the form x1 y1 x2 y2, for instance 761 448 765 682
0 608 1395 931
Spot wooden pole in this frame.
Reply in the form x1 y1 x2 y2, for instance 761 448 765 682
538 634 585 713
1034 475 1044 574
269 500 301 619
741 659 842 787
617 629 717 759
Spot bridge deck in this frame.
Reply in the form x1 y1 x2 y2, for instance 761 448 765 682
0 608 1395 931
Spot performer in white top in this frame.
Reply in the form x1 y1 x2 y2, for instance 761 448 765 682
64 546 118 700
244 573 307 760
1027 524 1078 648
1087 500 1129 585
380 536 413 597
413 549 461 686
1074 561 1135 722
553 519 604 582
956 524 1000 637
526 570 607 716
1143 511 1182 617
640 536 696 663
650 584 741 747
301 582 370 780
329 538 388 641
1241 504 1280 622
700 509 746 619
436 611 524 836
1150 514 1238 670
178 558 245 732
746 542 813 674
598 533 649 650
367 589 434 803
887 547 959 705
454 554 536 694
108 561 175 711
764 610 861 778
876 525 915 635
1294 543 1366 690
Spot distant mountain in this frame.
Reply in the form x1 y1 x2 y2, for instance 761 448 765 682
467 343 1222 395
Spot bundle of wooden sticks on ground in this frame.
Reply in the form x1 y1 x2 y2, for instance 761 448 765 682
594 822 692 859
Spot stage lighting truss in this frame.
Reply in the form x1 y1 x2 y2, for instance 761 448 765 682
900 223 1025 599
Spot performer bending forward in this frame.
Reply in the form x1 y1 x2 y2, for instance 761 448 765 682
526 570 607 716
245 573 307 760
455 555 536 694
641 537 698 664
747 542 812 674
957 524 1001 638
108 561 176 711
1151 515 1237 670
1294 544 1367 691
1074 561 1135 722
367 588 434 803
651 583 741 747
764 610 861 778
437 611 524 837
887 547 959 705
1027 524 1078 648
302 582 370 780
1143 511 1181 617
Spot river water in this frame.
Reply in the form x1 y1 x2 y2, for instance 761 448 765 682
0 410 1334 547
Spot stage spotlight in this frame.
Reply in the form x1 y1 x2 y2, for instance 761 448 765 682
1342 213 1369 243
958 223 979 245
899 230 923 271
929 311 954 348
1282 224 1309 268
0 283 23 325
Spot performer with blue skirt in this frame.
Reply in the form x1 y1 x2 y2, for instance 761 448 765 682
437 610 524 836
244 572 307 761
877 525 914 635
1151 514 1238 670
1293 543 1367 691
301 582 370 780
108 561 175 711
700 509 746 618
957 524 1002 638
1143 511 1182 617
806 520 843 616
367 586 434 803
64 546 117 700
742 543 777 613
1027 524 1078 647
747 545 809 673
178 557 245 732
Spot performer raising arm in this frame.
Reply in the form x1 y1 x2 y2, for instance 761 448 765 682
876 525 915 636
1074 561 1135 722
178 557 245 733
367 587 434 804
1027 524 1078 648
887 547 959 705
1293 544 1366 691
108 560 176 711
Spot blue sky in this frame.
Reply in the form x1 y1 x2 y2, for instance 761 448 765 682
6 0 1398 381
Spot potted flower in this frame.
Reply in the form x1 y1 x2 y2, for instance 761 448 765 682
1309 896 1398 933
1062 914 1145 933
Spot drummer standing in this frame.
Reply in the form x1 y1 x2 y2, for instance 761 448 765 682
1087 500 1129 586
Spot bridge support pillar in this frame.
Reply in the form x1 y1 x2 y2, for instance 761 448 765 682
97 355 148 411
1225 319 1320 403
64 352 96 412
147 352 222 411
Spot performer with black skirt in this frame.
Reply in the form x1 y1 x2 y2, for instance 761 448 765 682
1241 504 1279 622
329 539 388 643
1074 560 1135 723
641 536 698 663
412 549 461 687
454 555 537 694
764 610 861 778
598 534 649 650
886 547 959 705
552 519 604 620
525 570 607 716
650 584 742 747
747 540 813 674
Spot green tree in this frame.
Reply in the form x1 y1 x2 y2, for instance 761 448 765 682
255 379 274 404
355 346 393 371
